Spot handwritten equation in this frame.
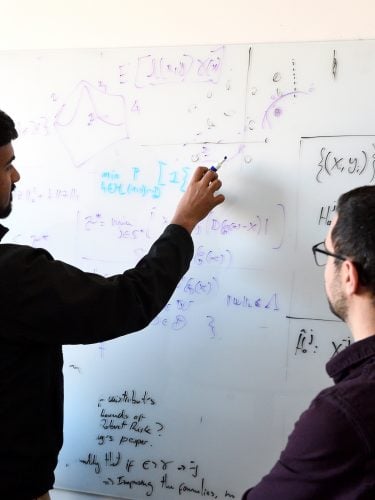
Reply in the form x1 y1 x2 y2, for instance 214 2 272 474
14 185 79 204
134 46 225 87
100 162 190 199
293 327 352 358
316 145 375 184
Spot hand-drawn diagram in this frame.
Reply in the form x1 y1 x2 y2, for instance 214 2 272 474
54 80 128 166
262 89 310 129
261 59 313 129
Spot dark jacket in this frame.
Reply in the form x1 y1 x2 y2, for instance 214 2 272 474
0 223 193 499
243 335 375 499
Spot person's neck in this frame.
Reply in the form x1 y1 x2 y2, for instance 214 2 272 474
347 295 375 342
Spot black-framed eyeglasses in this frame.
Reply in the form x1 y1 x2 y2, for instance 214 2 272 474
312 241 347 267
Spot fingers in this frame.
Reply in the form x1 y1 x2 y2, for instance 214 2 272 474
212 193 225 207
202 169 218 184
206 175 224 209
208 178 222 193
191 166 209 182
191 165 224 205
170 165 225 233
190 166 219 185
197 168 223 206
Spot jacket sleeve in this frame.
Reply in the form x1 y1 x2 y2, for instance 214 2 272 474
2 224 193 344
242 393 366 500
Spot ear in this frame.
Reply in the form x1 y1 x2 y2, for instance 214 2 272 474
342 260 360 295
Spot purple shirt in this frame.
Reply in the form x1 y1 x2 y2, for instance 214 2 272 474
243 335 375 499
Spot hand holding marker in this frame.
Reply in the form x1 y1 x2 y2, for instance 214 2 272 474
210 156 227 172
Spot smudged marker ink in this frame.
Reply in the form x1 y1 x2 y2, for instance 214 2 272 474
210 156 227 172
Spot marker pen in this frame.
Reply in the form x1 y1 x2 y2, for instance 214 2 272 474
210 156 227 172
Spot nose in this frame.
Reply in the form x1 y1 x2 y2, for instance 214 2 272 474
12 166 21 183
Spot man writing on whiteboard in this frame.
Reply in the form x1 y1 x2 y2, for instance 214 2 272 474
0 109 225 500
243 187 375 498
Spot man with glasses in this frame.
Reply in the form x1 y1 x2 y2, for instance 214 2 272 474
243 186 375 499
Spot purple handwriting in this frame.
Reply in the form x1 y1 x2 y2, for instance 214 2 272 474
207 216 269 236
16 116 51 137
194 246 233 267
194 203 285 250
179 276 219 296
15 186 79 203
54 80 128 167
226 292 279 311
135 46 224 87
262 89 310 129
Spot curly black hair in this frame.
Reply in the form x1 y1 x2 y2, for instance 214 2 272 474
0 109 18 147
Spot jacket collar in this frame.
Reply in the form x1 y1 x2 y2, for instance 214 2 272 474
0 224 9 241
326 335 375 383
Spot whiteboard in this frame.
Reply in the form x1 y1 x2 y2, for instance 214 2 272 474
1 40 374 499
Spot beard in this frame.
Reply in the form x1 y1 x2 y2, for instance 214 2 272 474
327 275 348 322
0 184 15 219
0 200 12 219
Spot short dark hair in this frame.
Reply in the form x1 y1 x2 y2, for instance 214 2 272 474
0 110 18 147
332 185 375 294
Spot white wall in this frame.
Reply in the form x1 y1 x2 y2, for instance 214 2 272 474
0 0 374 50
2 1 374 499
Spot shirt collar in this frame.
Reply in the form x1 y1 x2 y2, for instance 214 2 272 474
0 224 9 241
326 335 375 383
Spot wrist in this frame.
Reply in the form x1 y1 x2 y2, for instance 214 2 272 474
170 215 195 234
